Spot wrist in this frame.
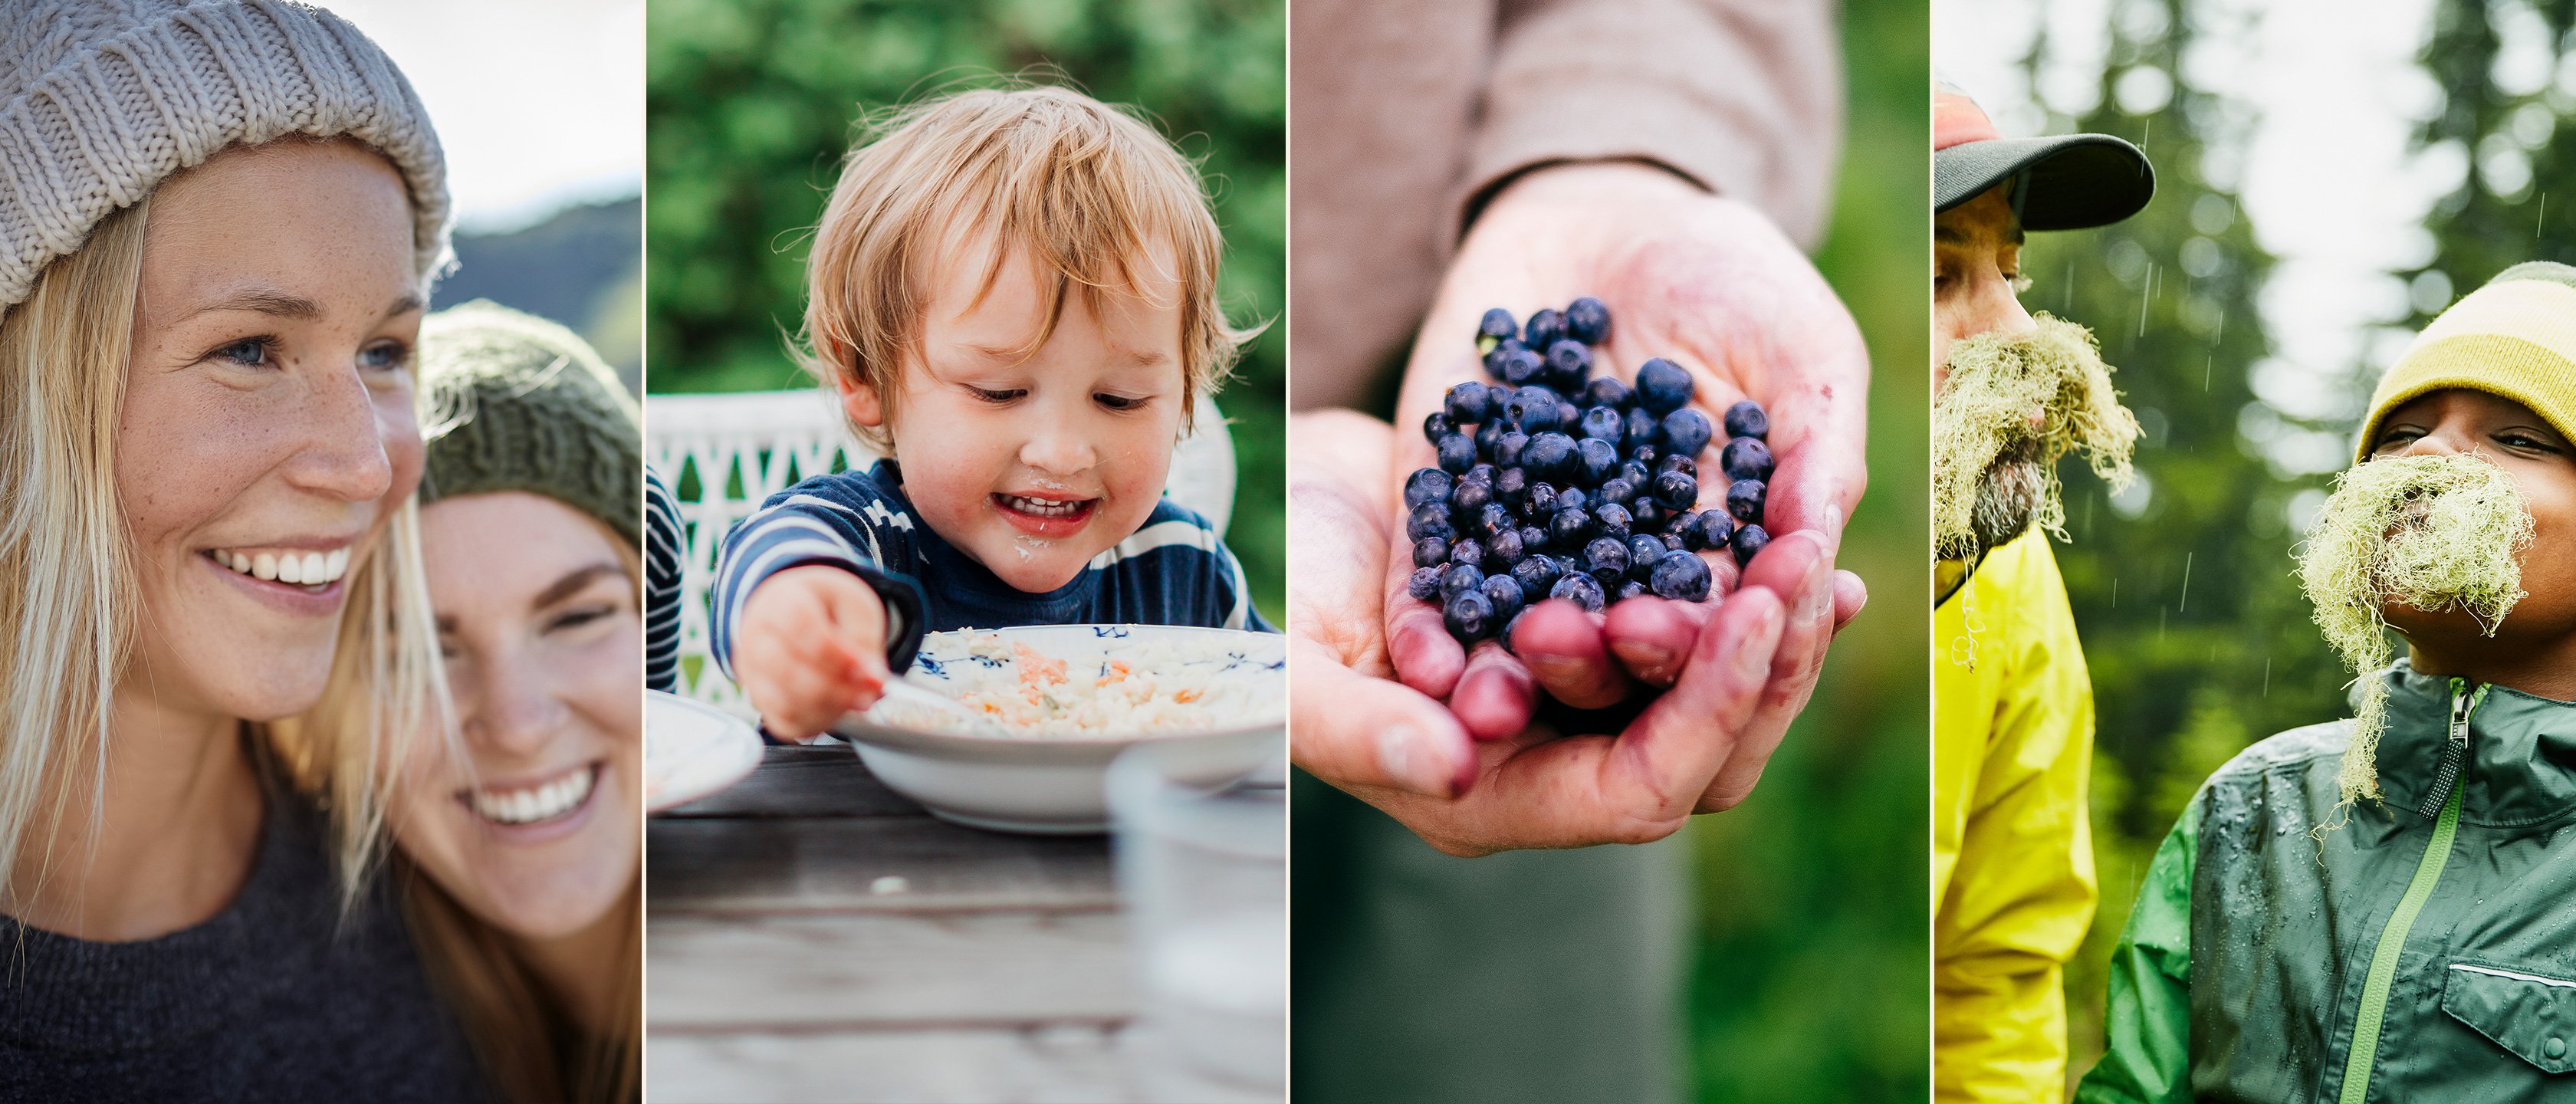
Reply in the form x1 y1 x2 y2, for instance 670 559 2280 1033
1473 159 1707 229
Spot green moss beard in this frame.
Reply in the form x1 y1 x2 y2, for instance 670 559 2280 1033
2295 452 2535 803
1934 315 2141 562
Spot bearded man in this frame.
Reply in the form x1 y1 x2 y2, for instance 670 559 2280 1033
1930 82 2153 1102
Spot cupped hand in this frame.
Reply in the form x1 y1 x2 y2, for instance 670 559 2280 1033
1295 410 1823 855
1383 161 1871 767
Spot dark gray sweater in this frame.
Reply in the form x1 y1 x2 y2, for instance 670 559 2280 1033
0 774 486 1102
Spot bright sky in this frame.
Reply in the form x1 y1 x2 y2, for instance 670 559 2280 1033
1937 0 2461 481
324 0 645 232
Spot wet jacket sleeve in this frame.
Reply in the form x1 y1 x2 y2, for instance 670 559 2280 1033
2075 802 2198 1104
1934 537 2101 1102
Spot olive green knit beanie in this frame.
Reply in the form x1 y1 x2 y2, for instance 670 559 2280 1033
2355 261 2576 460
417 301 640 547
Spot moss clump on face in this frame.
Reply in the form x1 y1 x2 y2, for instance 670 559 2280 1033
2295 451 2535 803
1934 314 2141 560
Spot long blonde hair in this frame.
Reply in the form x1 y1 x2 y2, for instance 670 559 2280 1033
0 181 447 914
402 518 643 1104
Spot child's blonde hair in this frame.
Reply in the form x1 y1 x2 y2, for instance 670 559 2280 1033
800 83 1254 449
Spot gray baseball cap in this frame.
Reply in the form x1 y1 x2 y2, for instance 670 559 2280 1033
1934 82 2154 231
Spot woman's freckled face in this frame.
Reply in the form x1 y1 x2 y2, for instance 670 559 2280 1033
393 492 641 939
119 140 424 721
842 225 1188 592
2368 389 2576 646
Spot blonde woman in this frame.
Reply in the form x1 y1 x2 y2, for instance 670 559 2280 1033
0 2 481 1099
390 302 643 1103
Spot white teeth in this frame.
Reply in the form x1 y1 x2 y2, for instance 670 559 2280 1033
299 552 325 583
230 552 251 573
327 548 349 580
1003 495 1086 518
276 554 303 584
213 547 352 586
251 553 277 581
468 767 596 826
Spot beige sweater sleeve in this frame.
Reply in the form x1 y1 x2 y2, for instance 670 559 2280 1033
1458 0 1843 250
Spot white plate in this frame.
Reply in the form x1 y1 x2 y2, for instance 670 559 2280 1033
832 625 1285 833
646 690 766 813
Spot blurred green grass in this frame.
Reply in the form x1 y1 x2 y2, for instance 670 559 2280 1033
643 0 1284 621
1681 0 1930 1098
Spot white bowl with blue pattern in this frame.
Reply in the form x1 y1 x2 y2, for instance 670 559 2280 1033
830 624 1284 833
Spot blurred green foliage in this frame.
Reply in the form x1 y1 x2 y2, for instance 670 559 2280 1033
644 0 1285 620
1681 0 1930 1099
2016 0 2576 1090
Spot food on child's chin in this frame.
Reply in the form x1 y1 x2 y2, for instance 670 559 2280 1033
1411 298 1759 650
2296 451 2534 803
874 633 1273 737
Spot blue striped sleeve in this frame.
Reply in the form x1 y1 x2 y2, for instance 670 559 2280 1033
708 479 929 680
643 465 684 694
1091 504 1273 632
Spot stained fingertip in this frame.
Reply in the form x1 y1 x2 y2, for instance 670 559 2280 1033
1831 570 1868 629
1390 606 1467 698
1451 649 1536 741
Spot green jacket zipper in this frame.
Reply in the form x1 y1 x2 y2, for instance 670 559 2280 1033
2336 676 2484 1104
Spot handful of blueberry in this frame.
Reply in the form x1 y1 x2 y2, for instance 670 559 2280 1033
1405 297 1775 649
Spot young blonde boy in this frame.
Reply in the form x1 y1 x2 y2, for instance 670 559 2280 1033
713 86 1267 741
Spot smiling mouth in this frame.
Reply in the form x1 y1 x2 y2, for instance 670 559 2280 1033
462 763 600 826
205 546 351 592
994 493 1096 518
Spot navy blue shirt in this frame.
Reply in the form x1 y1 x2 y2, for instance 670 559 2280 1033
711 460 1269 678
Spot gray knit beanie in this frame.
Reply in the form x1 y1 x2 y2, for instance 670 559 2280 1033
0 0 451 314
417 301 641 549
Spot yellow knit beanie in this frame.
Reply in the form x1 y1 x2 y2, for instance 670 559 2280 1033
2354 262 2576 460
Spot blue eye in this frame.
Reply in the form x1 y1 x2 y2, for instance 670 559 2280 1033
212 337 274 367
358 340 409 373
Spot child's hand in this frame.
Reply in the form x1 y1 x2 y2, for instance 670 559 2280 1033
734 565 893 742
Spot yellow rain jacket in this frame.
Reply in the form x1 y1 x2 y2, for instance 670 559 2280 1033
1934 530 2099 1102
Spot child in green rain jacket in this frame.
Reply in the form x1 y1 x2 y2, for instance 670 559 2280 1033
2078 262 2576 1103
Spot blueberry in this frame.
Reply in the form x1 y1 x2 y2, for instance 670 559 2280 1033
1727 479 1766 522
1629 444 1660 467
1518 525 1548 556
1723 399 1769 440
1595 501 1634 540
1691 510 1735 552
1451 478 1493 514
1464 462 1497 486
1597 476 1637 506
1444 590 1497 639
1500 606 1529 652
1422 412 1453 443
1481 573 1526 618
1731 523 1769 567
1451 537 1486 570
1631 501 1666 531
1584 537 1631 582
1523 432 1577 481
1580 405 1625 442
1497 346 1544 386
1660 408 1713 459
1495 465 1528 502
1656 454 1697 480
1565 296 1612 344
1654 470 1700 511
1625 407 1661 451
1438 563 1487 600
1575 438 1618 485
1584 376 1632 409
1436 432 1476 473
1523 307 1566 350
1720 437 1775 482
1635 357 1696 415
1445 381 1491 425
1477 307 1519 350
1494 431 1530 467
1549 506 1595 546
1526 481 1559 516
1649 550 1713 601
1513 554 1564 598
1618 460 1652 488
1407 564 1444 600
1627 534 1668 578
1407 503 1454 542
1558 487 1589 513
1614 580 1650 603
1665 509 1701 540
1488 527 1526 565
1474 418 1506 457
1546 340 1592 389
1412 536 1451 569
1550 572 1607 613
1402 467 1454 508
1514 389 1566 434
1474 501 1513 537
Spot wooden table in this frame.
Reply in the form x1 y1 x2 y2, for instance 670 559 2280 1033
646 744 1143 1102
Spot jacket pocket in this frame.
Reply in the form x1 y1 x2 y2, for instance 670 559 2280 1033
2443 961 2576 1073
